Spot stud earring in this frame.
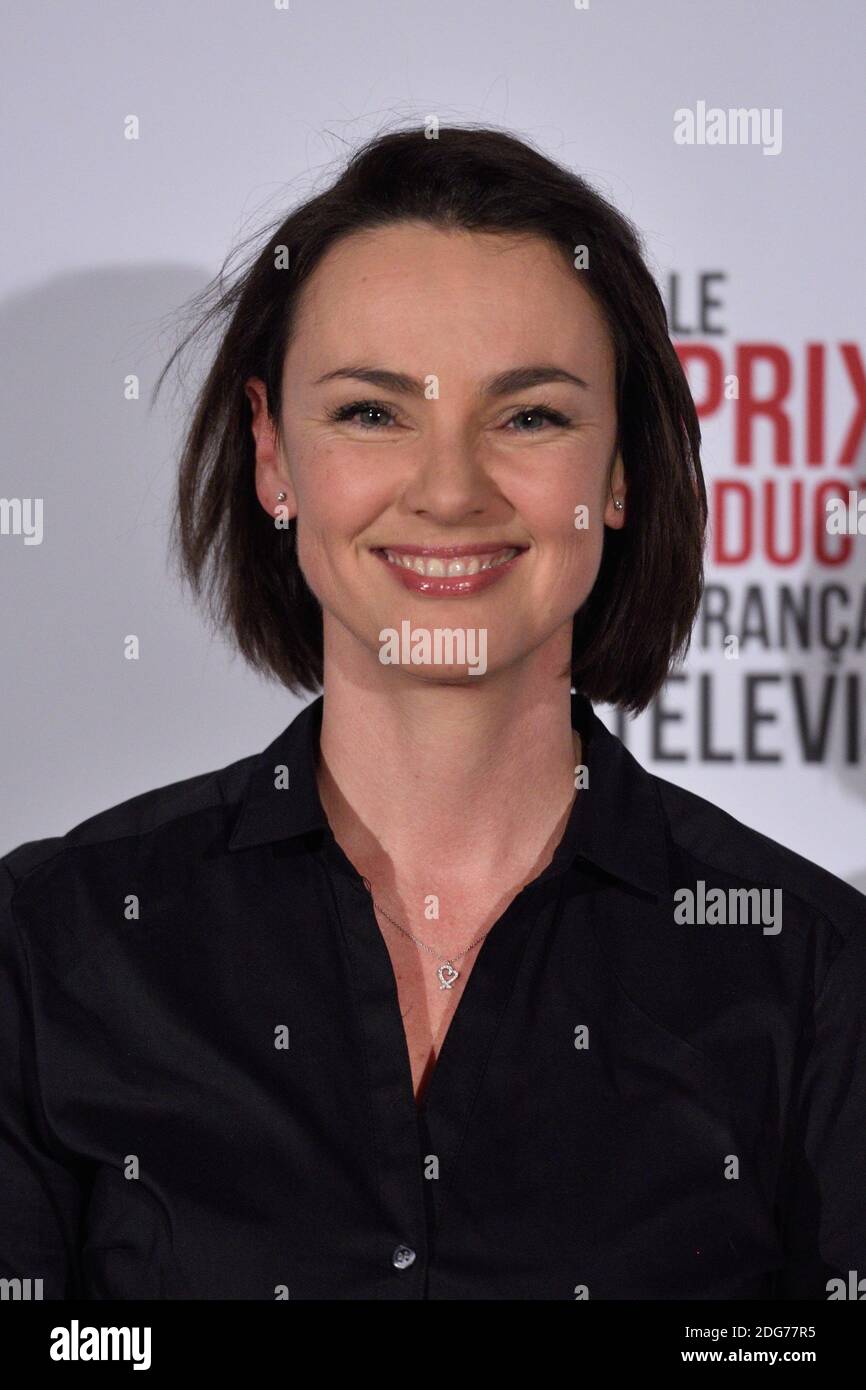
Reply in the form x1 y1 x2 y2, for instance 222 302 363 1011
613 498 624 510
276 491 287 503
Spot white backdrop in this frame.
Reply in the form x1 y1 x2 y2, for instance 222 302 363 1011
1 0 864 888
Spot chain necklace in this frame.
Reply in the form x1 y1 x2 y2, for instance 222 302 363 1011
359 729 582 991
361 876 493 990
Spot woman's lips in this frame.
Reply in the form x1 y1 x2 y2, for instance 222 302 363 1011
372 544 527 596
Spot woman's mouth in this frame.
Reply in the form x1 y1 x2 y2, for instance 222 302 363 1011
372 544 527 596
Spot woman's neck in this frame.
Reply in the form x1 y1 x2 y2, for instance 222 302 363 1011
315 650 581 897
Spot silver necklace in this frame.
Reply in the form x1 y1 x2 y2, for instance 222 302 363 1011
359 730 582 989
361 876 492 990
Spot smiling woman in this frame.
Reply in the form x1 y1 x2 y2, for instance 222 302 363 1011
2 124 865 1303
246 225 625 648
163 133 703 709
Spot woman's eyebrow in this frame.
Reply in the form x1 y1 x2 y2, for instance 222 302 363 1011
312 363 590 395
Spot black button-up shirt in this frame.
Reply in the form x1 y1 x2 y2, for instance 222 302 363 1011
2 691 865 1300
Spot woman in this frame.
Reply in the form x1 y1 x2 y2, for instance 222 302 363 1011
2 126 864 1301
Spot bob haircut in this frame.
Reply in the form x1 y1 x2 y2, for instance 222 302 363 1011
154 124 706 714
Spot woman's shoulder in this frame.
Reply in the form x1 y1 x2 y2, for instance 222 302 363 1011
647 765 866 947
0 746 263 947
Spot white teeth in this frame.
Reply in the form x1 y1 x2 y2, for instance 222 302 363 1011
480 547 518 570
382 547 519 577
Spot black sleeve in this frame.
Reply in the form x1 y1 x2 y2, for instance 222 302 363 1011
0 859 84 1299
776 919 866 1298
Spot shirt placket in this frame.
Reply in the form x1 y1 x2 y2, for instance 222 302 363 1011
320 840 430 1298
321 835 568 1296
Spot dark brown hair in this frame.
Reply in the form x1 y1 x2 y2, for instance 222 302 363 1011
154 123 706 714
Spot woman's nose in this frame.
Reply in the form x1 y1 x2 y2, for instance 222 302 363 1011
401 433 500 522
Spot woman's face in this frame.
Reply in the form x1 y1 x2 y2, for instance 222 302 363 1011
246 222 625 683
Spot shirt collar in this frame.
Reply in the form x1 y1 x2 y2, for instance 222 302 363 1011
227 690 669 899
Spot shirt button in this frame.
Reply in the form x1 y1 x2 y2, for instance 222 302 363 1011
392 1244 416 1270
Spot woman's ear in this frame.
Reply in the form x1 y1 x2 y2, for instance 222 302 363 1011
604 450 626 528
244 377 298 519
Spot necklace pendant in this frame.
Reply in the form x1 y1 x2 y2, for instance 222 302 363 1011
437 962 459 990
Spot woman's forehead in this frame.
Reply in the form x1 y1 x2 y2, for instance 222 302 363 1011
286 225 613 383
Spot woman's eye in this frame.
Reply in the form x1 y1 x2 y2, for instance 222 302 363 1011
327 400 571 432
329 400 397 429
506 406 570 432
